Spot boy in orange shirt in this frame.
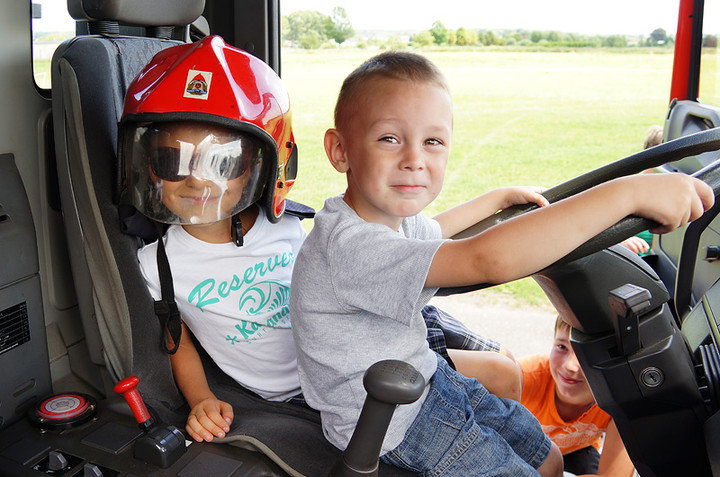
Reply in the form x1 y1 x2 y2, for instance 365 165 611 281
520 316 635 476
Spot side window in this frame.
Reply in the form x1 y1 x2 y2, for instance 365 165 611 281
700 0 720 104
31 1 75 90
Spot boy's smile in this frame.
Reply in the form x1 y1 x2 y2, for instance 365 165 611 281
326 76 453 230
549 327 594 410
155 171 244 224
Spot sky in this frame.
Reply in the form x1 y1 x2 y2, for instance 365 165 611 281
35 0 720 36
282 0 719 36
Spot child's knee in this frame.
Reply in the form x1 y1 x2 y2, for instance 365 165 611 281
488 353 523 401
504 358 523 401
498 345 516 361
537 442 563 477
450 349 523 400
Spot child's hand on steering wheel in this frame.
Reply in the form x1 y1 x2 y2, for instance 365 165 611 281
496 186 550 210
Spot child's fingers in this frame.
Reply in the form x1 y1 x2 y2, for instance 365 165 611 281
625 238 649 253
690 197 706 223
678 179 713 226
194 412 227 439
520 186 548 206
693 179 715 217
517 190 548 208
185 424 205 443
505 187 548 208
196 407 229 438
647 176 714 233
626 243 641 254
220 401 234 427
187 399 230 441
531 193 550 207
186 415 214 442
633 237 649 252
620 237 646 254
205 406 230 435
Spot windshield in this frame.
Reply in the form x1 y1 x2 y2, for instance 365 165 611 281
700 0 720 104
280 1 682 308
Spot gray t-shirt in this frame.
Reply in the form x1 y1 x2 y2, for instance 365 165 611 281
290 195 446 454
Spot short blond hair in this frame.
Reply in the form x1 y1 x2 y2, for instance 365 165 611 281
333 51 450 133
643 125 663 149
554 315 571 336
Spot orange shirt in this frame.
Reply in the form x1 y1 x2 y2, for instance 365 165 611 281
519 354 611 454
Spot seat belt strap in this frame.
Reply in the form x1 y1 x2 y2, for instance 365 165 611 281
154 225 182 354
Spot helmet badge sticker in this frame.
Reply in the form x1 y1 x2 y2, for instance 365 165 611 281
184 69 213 99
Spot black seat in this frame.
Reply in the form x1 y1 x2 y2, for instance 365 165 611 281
51 0 191 411
50 1 417 475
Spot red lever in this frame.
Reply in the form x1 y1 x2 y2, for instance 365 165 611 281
114 376 153 429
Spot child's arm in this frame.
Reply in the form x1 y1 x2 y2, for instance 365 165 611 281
433 186 549 238
169 322 233 442
427 173 714 287
587 419 635 477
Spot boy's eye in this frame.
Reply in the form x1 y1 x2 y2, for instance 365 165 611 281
425 138 444 146
379 136 398 144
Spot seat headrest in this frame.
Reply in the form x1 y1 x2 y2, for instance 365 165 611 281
68 0 205 27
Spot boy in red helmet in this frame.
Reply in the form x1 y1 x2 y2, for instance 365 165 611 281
120 36 304 443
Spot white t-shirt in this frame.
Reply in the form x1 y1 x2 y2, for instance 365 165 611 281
138 211 306 401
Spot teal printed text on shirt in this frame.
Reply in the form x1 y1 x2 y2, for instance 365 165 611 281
227 281 292 343
187 252 295 310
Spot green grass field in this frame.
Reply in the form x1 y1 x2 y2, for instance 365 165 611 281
282 48 676 305
33 46 679 305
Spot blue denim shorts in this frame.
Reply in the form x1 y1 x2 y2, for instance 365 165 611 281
380 355 551 476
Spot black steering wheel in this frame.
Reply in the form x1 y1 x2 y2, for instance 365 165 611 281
438 127 720 296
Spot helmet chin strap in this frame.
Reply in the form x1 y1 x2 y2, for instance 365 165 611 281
231 213 243 247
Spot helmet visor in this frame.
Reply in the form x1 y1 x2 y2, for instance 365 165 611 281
124 121 266 225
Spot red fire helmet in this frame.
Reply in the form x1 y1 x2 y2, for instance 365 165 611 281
119 35 297 223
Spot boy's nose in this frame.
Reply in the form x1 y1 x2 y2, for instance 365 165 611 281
565 354 581 373
182 174 214 189
399 147 424 170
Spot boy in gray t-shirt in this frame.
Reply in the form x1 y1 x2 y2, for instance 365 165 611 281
290 51 713 475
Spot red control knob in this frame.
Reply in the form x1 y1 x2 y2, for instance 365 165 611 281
114 376 154 429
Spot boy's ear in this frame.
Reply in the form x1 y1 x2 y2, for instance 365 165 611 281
324 128 349 173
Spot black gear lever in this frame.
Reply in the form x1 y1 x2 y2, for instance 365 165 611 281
330 360 425 477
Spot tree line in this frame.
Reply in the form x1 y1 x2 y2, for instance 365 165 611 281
282 9 719 50
282 8 354 49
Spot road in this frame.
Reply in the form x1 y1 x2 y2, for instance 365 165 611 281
429 290 557 358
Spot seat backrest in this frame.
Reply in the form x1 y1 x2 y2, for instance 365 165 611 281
51 0 204 410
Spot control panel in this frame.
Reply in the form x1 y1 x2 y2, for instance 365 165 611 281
0 376 287 476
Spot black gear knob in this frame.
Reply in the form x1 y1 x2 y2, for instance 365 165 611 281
363 360 426 405
330 360 425 477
